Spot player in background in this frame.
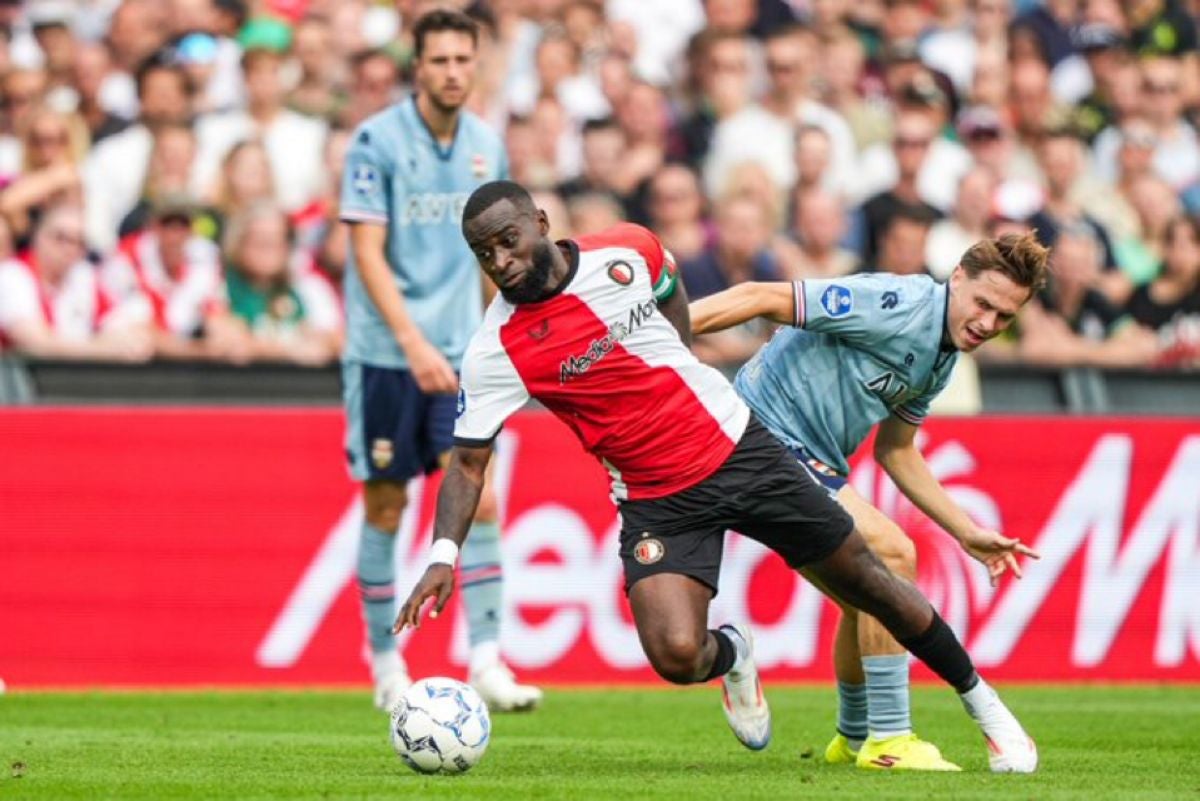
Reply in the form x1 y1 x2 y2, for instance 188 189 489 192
396 181 1038 774
338 10 540 713
688 234 1046 771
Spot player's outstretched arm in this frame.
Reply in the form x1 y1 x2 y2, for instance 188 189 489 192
393 443 494 632
657 276 692 346
874 416 1040 585
689 281 798 335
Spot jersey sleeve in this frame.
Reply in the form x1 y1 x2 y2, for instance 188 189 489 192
576 223 679 302
339 125 391 225
893 354 957 426
799 274 913 347
453 330 531 446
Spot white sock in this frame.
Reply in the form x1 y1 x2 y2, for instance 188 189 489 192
959 677 994 713
469 640 501 676
370 649 405 682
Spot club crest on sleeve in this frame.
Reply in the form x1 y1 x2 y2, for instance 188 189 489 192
634 534 665 565
606 260 634 286
456 388 466 417
820 284 853 318
353 163 379 196
371 438 394 469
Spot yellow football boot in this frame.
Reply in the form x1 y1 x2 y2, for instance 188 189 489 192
856 733 962 771
823 733 860 765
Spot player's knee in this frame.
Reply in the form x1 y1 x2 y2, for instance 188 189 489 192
646 631 705 685
365 499 406 533
874 526 917 579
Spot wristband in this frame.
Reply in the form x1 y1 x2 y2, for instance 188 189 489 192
428 539 460 567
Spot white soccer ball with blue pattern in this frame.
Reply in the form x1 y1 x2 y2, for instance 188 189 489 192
389 677 491 774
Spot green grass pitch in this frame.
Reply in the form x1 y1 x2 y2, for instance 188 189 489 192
1 685 1197 800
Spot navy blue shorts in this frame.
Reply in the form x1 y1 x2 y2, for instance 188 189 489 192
342 362 458 482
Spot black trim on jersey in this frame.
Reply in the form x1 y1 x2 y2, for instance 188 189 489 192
541 239 581 301
453 434 498 449
410 96 461 162
938 280 956 355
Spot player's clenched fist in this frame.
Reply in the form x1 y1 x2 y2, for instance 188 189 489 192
394 564 455 632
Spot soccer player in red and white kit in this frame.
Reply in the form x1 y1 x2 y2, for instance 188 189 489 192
395 181 1037 772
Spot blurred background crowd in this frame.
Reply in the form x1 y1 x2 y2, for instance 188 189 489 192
0 0 1197 382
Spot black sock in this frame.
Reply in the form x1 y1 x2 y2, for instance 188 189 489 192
896 611 979 693
702 628 737 681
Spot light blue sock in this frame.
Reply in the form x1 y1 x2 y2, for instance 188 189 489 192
837 681 868 745
357 522 396 654
863 654 912 739
461 521 503 649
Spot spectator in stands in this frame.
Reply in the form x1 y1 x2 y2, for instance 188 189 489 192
871 206 934 276
778 188 858 279
207 201 341 366
557 117 630 213
566 191 626 235
0 107 86 247
1028 127 1118 268
1125 173 1183 271
857 110 945 263
927 167 997 280
83 52 193 251
1070 23 1132 143
647 163 711 264
0 68 49 179
1093 56 1200 191
71 41 132 145
288 14 344 121
818 32 892 153
678 30 753 169
106 0 170 75
101 194 223 359
206 139 276 237
118 124 205 238
612 81 672 221
920 0 1011 101
195 45 328 219
339 49 399 129
0 204 152 361
1014 226 1157 366
509 25 607 121
1125 216 1200 367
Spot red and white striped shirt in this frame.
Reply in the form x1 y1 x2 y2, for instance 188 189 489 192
454 223 749 501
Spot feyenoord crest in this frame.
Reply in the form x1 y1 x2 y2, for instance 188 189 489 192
371 438 394 469
606 260 634 286
471 154 488 178
633 534 665 565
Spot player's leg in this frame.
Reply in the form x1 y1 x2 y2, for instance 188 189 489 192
628 572 771 750
806 530 1037 773
427 394 540 712
828 485 958 770
344 363 426 711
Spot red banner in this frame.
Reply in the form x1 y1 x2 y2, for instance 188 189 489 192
1 409 1197 687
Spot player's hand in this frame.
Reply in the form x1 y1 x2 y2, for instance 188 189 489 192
403 336 459 394
960 527 1040 586
393 564 455 633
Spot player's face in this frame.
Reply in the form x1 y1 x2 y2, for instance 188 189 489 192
464 199 556 304
947 266 1032 351
415 30 477 114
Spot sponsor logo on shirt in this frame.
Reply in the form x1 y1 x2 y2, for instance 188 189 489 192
821 284 853 318
881 290 899 309
399 192 471 226
559 300 656 384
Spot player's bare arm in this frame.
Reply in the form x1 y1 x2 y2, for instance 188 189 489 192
350 221 458 394
873 415 1040 584
689 281 798 335
657 277 692 346
393 442 494 632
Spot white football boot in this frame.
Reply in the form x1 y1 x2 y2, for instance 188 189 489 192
470 659 543 712
371 650 412 713
719 623 772 750
960 680 1038 773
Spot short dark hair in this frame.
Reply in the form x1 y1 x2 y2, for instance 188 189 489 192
412 9 478 59
463 181 536 226
581 116 621 137
960 232 1049 291
135 51 190 99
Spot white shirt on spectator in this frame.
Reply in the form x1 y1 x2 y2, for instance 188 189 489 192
850 137 973 211
0 255 147 345
1091 120 1200 191
194 109 329 213
606 0 705 86
925 219 979 281
81 124 155 251
101 231 222 337
288 252 343 335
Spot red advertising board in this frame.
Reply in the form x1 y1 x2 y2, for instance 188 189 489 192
0 408 1197 687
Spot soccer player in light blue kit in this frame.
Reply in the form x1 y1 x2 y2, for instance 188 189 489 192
690 233 1046 772
339 9 540 713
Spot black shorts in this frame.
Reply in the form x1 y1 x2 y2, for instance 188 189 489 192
617 415 854 595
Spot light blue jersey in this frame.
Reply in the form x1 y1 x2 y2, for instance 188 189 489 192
339 97 508 369
735 274 958 476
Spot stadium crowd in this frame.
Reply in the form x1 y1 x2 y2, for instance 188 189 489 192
0 0 1197 376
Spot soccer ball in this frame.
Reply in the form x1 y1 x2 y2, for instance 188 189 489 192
389 678 491 774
